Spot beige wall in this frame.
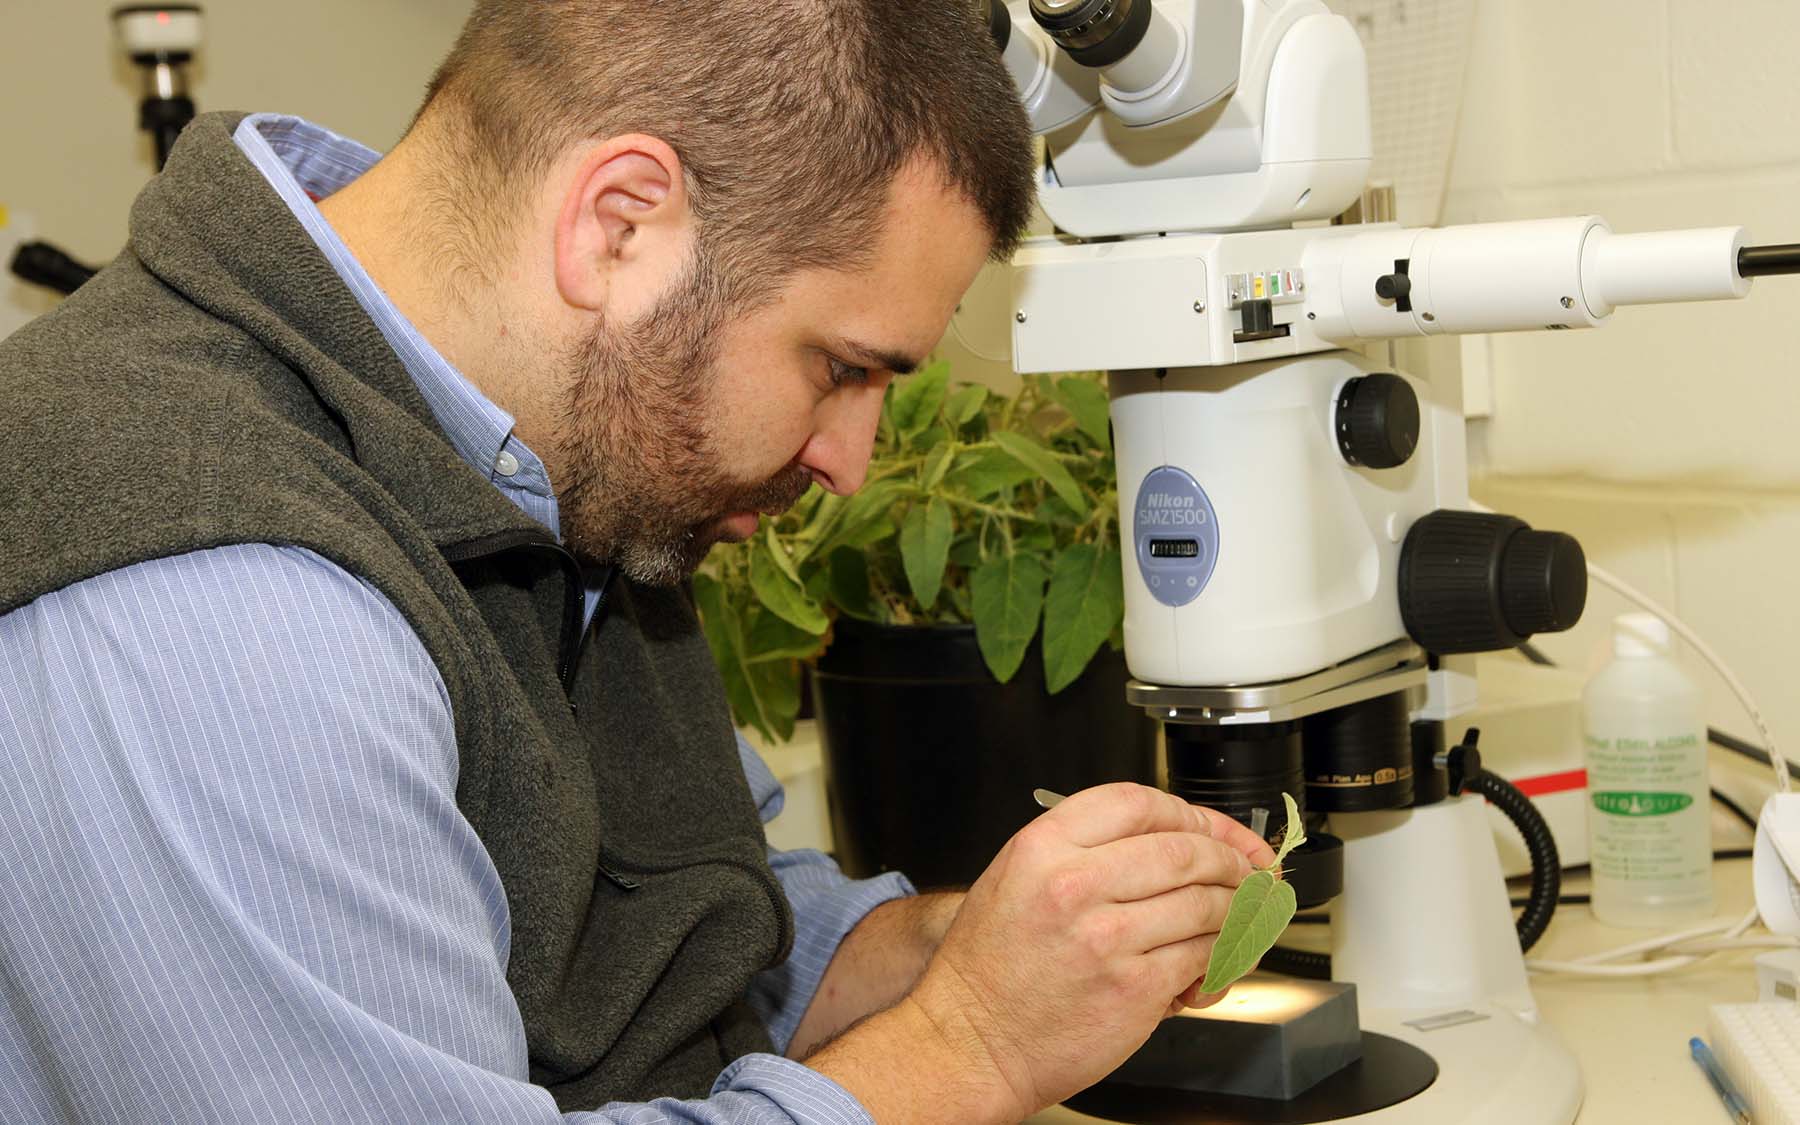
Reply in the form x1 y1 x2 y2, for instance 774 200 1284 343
2 0 469 323
1438 0 1800 760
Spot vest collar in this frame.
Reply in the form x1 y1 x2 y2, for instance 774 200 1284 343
129 112 546 555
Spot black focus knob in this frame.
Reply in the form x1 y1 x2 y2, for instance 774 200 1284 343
1336 373 1420 469
1501 526 1588 636
1399 510 1589 653
1375 272 1413 302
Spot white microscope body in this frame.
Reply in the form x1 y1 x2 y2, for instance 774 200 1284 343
984 1 1795 1120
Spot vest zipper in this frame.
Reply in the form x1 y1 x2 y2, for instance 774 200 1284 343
597 863 641 892
440 530 586 695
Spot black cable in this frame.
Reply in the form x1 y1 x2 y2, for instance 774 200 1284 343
1709 725 1800 781
1466 769 1561 951
1516 640 1556 667
1739 243 1800 278
1271 768 1561 974
1712 787 1758 830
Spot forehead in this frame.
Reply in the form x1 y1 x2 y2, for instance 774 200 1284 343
764 159 995 362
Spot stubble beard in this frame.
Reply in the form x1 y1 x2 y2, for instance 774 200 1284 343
551 263 814 585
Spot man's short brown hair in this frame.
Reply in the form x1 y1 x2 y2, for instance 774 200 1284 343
420 0 1037 300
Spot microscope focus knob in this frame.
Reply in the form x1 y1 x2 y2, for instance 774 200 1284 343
1336 373 1420 469
1399 510 1589 653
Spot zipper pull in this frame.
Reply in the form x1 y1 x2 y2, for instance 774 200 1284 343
598 863 641 892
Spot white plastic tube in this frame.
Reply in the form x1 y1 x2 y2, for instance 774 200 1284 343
1580 226 1750 316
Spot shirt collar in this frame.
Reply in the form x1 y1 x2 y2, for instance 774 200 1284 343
231 114 550 506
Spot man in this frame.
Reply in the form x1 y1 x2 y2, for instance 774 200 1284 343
0 2 1270 1122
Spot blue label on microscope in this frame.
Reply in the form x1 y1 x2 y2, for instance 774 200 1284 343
1133 466 1219 608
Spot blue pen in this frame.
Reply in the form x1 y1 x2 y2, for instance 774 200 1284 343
1690 1036 1752 1124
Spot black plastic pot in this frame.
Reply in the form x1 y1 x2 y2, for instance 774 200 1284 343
813 618 1158 887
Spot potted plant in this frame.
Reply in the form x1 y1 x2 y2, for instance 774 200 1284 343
694 363 1156 885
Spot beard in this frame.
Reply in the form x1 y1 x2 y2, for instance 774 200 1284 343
550 259 814 585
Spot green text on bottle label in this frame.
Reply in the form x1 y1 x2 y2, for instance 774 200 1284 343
1590 791 1694 817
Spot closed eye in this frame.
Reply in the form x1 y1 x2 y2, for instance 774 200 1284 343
827 356 870 388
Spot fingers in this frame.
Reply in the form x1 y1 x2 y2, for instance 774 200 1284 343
1096 883 1238 954
1193 806 1278 869
1045 783 1212 848
1137 933 1218 1007
1175 977 1231 1011
1088 831 1251 903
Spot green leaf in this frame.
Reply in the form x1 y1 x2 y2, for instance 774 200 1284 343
1042 545 1124 694
750 546 829 634
746 658 802 741
694 574 774 741
1052 376 1112 449
889 359 951 438
816 479 908 557
1014 525 1056 556
1198 792 1308 994
947 449 1035 500
920 441 958 492
944 383 990 427
948 534 982 569
900 498 954 609
1273 791 1308 867
971 552 1047 682
1038 494 1084 527
992 431 1089 516
839 518 898 551
763 522 802 587
827 548 876 620
746 608 826 664
1199 871 1297 994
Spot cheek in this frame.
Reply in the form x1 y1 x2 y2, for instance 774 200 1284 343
709 371 817 476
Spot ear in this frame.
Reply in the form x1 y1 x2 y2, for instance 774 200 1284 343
552 134 690 312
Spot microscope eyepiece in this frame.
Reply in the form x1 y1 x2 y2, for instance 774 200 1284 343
1028 0 1155 69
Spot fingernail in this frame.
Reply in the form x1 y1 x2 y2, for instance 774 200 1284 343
1238 853 1254 879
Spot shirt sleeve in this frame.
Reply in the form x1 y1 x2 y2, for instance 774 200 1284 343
736 738 915 1054
0 544 872 1124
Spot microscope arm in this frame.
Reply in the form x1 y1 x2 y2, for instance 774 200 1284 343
1302 217 1800 343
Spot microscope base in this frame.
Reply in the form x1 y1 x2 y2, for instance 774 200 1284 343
1055 999 1580 1124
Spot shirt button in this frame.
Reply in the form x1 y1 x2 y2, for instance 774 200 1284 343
494 450 520 478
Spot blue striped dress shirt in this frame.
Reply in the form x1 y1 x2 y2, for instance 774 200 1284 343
0 113 911 1123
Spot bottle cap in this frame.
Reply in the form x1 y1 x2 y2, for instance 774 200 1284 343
1613 612 1670 658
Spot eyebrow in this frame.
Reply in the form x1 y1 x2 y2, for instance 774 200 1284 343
836 339 921 376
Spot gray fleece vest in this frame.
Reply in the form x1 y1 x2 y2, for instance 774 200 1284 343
0 113 792 1109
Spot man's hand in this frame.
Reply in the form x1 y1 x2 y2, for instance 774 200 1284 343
809 783 1272 1123
786 891 962 1060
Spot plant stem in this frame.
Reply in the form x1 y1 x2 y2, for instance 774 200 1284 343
942 494 1040 523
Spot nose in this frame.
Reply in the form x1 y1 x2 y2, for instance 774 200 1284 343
799 374 893 495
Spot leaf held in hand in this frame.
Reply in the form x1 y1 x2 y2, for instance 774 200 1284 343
1273 791 1308 868
1198 871 1297 994
1199 791 1308 994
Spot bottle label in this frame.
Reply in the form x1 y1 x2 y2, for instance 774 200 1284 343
1590 791 1693 817
1583 730 1710 887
